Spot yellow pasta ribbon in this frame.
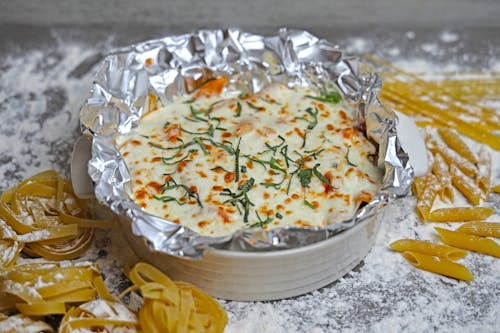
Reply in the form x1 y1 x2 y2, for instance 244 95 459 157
456 222 500 238
402 251 474 281
435 227 500 257
428 207 494 222
390 239 467 261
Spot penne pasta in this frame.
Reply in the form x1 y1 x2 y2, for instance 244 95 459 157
428 207 494 222
416 184 439 222
492 184 500 193
437 128 478 164
476 146 491 196
456 222 500 238
390 239 467 260
449 164 481 206
431 153 454 202
428 140 477 178
402 251 473 281
435 227 500 257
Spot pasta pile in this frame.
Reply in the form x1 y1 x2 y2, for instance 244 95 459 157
0 170 115 270
389 112 499 280
0 261 114 317
124 262 227 333
0 171 227 332
366 54 500 150
0 261 227 332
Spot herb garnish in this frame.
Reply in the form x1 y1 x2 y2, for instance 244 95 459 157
187 77 216 94
246 101 265 112
295 107 319 130
305 91 342 104
303 199 315 209
153 195 186 205
158 178 203 207
221 178 255 223
161 149 197 165
345 146 358 167
312 164 336 190
249 212 274 228
235 101 242 117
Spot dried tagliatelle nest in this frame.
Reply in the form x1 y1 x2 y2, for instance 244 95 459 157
0 170 115 269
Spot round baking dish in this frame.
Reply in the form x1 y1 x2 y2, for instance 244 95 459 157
121 211 382 301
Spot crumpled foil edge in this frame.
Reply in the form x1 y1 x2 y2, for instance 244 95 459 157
81 28 414 258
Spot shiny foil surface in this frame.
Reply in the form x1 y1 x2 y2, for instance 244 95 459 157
80 28 414 258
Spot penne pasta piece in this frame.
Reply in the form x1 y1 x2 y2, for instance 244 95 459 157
412 173 437 198
437 128 478 164
402 251 473 281
456 222 500 238
431 153 454 202
449 164 481 206
390 239 467 260
492 184 500 193
428 207 494 222
416 182 439 222
476 146 491 196
435 227 500 257
428 140 477 178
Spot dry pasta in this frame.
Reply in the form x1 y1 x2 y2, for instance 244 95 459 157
449 164 481 206
435 227 500 257
0 171 115 268
428 207 494 222
128 262 227 333
0 313 54 333
437 128 478 164
390 239 467 261
414 174 439 221
0 261 107 316
428 140 477 178
456 222 500 238
476 146 491 195
492 184 500 193
402 251 473 281
431 153 454 202
367 54 500 150
59 300 139 333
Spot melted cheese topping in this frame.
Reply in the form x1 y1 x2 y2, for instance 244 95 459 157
116 83 382 237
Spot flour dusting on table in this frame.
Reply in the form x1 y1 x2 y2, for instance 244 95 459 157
0 29 499 332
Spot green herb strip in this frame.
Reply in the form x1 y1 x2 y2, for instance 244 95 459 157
249 212 274 228
160 178 203 208
235 101 242 117
305 91 342 104
246 101 265 112
153 195 186 205
303 199 315 209
220 178 255 223
345 146 358 167
295 107 319 130
161 149 197 165
312 164 336 190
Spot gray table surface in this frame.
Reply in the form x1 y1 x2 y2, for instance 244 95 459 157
0 22 499 332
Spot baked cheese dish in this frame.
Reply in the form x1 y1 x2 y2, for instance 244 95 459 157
116 78 382 236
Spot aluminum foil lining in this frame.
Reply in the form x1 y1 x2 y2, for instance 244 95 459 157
80 28 414 258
